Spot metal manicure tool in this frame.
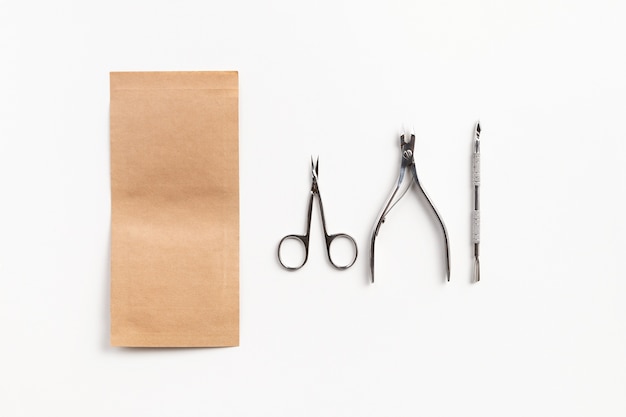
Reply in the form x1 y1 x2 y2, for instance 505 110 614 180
472 122 481 282
370 131 451 283
278 157 358 271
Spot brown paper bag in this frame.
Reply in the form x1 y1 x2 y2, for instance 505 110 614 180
110 71 239 347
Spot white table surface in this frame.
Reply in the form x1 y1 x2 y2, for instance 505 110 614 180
1 1 625 416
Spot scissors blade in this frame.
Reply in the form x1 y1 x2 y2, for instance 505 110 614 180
310 156 319 181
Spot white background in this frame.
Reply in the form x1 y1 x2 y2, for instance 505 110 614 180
1 0 625 416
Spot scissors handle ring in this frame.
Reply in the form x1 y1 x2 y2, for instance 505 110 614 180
277 234 309 270
325 233 358 270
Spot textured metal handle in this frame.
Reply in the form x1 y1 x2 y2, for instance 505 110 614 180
473 153 480 185
472 209 480 243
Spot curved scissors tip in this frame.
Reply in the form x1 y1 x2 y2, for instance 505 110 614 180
310 156 319 177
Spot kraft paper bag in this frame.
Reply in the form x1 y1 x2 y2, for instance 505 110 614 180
110 71 239 347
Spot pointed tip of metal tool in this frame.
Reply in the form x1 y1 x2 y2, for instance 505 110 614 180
475 121 481 139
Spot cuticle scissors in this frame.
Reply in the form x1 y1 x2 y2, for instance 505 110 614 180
278 157 358 271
